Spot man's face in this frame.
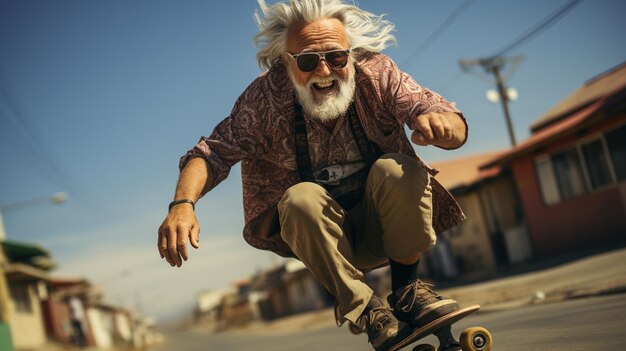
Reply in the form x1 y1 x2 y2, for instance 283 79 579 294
285 18 355 121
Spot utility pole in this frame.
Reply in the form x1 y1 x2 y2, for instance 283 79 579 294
459 56 523 147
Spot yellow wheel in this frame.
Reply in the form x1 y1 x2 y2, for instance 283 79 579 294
412 344 436 351
348 322 363 335
460 327 492 351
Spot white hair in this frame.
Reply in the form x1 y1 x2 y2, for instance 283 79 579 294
254 0 396 70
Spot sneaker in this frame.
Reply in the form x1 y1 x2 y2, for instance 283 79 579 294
356 295 412 351
387 280 460 327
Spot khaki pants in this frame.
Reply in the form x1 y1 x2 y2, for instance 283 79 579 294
277 153 436 325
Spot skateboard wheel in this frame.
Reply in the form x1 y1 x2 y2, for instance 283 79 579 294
412 344 436 351
460 327 492 351
348 322 363 335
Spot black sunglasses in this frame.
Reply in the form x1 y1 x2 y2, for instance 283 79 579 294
288 49 351 72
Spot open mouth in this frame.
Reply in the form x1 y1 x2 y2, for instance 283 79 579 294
312 80 337 93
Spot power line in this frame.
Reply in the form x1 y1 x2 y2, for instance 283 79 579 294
491 0 582 57
402 0 475 68
0 74 78 190
458 0 582 147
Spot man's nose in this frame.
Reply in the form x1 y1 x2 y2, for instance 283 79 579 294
314 58 332 76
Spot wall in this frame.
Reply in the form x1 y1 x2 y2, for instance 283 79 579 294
86 308 113 349
10 283 46 350
445 192 496 278
511 115 626 258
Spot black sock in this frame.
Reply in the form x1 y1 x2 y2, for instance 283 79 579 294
389 259 420 293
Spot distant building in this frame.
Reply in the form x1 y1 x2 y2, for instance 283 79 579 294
2 240 54 350
1 238 161 350
430 152 531 280
481 62 626 258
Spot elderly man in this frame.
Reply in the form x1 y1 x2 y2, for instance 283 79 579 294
158 1 468 350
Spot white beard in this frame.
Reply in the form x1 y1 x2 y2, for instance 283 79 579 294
288 62 356 121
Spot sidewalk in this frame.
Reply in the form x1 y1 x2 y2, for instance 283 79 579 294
228 246 626 335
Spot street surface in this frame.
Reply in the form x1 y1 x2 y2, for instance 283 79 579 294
153 293 626 350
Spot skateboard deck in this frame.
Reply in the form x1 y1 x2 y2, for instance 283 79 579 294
388 305 481 351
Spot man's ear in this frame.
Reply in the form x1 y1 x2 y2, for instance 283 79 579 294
280 54 289 68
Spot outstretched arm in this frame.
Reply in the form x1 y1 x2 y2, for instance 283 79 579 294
158 157 214 267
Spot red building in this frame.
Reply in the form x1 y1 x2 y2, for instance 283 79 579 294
482 62 626 259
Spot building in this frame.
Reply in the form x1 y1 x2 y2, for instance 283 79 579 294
41 277 96 347
481 62 626 258
2 240 54 350
429 151 532 281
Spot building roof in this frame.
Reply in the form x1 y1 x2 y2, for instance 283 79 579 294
481 61 626 170
530 61 626 133
2 239 49 260
480 97 607 169
5 262 50 282
431 151 504 191
2 239 55 270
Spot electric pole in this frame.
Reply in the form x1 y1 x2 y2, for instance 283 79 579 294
459 55 523 147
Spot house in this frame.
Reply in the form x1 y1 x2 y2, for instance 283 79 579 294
1 238 158 351
2 240 53 350
480 62 626 259
219 278 257 327
0 232 15 351
195 287 235 330
428 151 532 281
253 259 333 321
41 277 96 347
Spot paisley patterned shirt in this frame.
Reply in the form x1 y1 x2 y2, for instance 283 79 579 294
180 51 467 257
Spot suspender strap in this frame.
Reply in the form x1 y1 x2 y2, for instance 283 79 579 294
293 102 381 182
347 104 381 164
293 103 315 182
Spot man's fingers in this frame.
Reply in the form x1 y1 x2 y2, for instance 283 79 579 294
413 112 456 146
411 130 429 146
167 228 182 267
157 226 164 259
430 117 446 141
159 226 175 266
415 117 434 141
190 224 200 249
177 225 190 262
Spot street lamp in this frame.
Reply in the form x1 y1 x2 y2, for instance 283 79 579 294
0 192 68 240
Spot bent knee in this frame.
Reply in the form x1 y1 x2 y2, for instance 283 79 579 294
278 182 327 215
370 153 429 186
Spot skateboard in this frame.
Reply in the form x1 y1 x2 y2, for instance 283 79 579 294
350 305 492 351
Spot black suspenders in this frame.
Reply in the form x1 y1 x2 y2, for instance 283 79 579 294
293 102 381 183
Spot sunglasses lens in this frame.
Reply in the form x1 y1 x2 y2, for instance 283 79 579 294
326 51 349 69
297 54 320 72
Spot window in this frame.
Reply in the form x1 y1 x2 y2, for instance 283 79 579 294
536 157 561 205
606 124 626 181
535 123 626 206
581 138 613 189
9 284 32 313
552 148 587 200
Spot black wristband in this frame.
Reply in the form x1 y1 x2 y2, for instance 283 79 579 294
168 199 195 212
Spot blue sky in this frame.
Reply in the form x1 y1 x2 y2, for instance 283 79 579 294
0 0 624 321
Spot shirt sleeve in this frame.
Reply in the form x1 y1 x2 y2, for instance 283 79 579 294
179 77 272 188
379 55 468 139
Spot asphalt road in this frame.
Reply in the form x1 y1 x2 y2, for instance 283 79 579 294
154 293 626 350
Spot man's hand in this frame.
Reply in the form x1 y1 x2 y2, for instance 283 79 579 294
158 204 200 267
411 111 467 149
